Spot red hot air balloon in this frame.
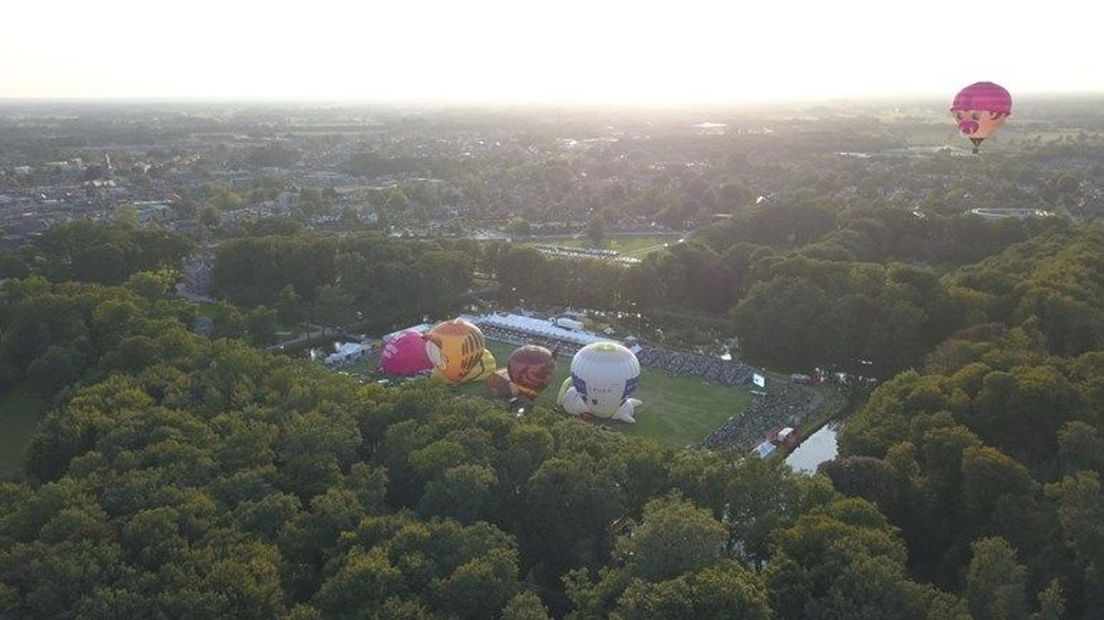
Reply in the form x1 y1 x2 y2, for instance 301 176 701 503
950 82 1012 153
507 345 557 398
378 330 433 375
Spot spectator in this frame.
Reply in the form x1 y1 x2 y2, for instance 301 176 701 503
699 384 816 451
636 347 752 386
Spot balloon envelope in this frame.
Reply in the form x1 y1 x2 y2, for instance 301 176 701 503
951 82 1012 116
557 377 591 416
425 319 486 383
379 330 433 375
459 349 496 383
486 367 516 399
950 82 1012 147
568 342 640 417
507 345 557 397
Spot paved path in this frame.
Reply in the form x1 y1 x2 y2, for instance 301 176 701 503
264 325 330 351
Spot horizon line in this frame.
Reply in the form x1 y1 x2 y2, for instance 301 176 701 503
2 90 1104 109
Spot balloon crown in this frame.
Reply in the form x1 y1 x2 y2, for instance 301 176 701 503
950 82 1012 117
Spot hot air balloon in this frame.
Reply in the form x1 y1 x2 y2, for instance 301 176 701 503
378 330 434 375
507 345 557 398
460 348 497 383
485 367 517 399
557 341 642 423
950 81 1012 153
424 319 488 383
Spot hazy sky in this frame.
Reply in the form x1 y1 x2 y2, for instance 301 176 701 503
2 0 1099 103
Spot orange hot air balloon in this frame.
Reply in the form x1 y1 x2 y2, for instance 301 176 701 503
424 319 487 383
950 82 1012 153
461 348 497 383
507 345 557 397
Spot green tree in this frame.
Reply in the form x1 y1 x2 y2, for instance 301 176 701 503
276 284 305 328
614 562 771 620
502 591 551 620
585 214 606 244
312 284 355 335
0 250 28 279
506 218 532 236
522 454 623 576
1033 579 1065 620
719 181 752 211
496 247 548 303
1045 472 1104 599
431 547 520 620
617 494 728 582
246 305 279 346
418 464 498 524
200 205 221 228
125 270 174 303
966 537 1028 620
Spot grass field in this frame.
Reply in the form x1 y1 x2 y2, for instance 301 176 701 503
520 234 679 257
615 372 751 448
343 338 751 448
0 388 47 477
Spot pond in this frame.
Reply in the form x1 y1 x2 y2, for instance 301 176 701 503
785 422 839 474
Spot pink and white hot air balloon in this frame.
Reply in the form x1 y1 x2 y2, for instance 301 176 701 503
378 330 433 375
950 82 1012 153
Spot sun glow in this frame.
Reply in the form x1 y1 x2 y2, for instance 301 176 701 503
2 0 1100 103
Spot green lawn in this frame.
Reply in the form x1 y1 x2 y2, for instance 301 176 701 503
521 234 679 257
471 340 750 448
0 388 47 477
616 372 751 448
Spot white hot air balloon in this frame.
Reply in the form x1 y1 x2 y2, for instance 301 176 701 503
557 342 642 423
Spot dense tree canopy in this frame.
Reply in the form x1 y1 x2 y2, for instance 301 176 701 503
23 219 192 285
829 230 1104 619
4 185 1104 617
211 233 479 330
0 277 971 618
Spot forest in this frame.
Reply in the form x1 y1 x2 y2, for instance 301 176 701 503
3 197 1104 617
203 199 1071 378
0 277 961 619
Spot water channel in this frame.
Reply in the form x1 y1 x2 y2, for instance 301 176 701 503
785 422 840 473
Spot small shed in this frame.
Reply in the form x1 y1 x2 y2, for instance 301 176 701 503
754 441 777 458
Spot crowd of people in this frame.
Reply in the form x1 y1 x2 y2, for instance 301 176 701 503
699 383 818 451
636 347 753 386
533 244 620 258
532 245 641 264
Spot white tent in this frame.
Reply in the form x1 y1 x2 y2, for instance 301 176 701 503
325 342 371 366
475 313 613 346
